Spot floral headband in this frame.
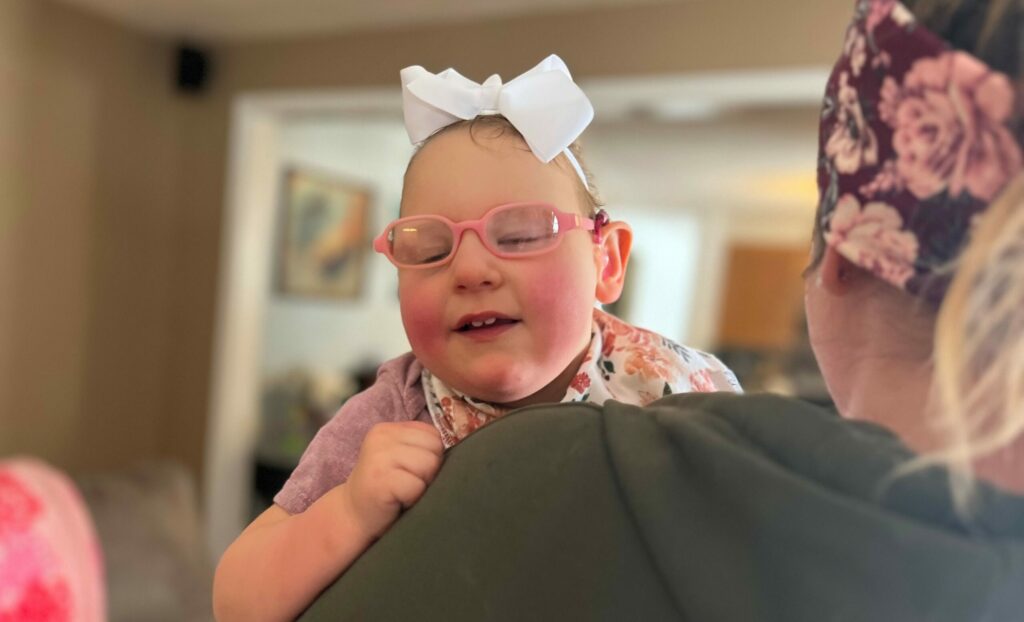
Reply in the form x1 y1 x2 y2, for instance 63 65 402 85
817 0 1024 303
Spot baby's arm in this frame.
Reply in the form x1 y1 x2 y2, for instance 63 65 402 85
213 421 444 622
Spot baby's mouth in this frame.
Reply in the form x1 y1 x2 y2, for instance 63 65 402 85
454 316 520 333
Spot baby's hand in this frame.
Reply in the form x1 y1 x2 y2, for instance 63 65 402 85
344 421 445 538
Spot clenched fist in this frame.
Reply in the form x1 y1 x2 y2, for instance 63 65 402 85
343 421 445 538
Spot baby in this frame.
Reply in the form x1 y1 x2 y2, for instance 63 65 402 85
214 54 739 622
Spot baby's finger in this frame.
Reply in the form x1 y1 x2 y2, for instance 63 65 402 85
386 469 429 509
397 420 439 434
393 422 445 454
363 422 439 453
391 446 444 484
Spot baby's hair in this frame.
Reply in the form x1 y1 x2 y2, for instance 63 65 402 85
404 115 604 216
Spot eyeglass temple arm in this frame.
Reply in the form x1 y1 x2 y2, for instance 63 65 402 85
372 229 394 255
590 209 609 242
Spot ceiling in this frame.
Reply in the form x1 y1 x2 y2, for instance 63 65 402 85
55 0 680 42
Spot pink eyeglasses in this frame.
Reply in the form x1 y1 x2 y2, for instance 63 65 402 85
374 202 608 269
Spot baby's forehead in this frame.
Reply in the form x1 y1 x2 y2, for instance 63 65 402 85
406 127 531 175
401 128 585 218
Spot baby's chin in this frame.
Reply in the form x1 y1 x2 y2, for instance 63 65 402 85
450 380 538 406
441 369 549 406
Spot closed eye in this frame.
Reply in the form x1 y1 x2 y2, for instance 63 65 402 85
419 251 449 264
497 235 545 247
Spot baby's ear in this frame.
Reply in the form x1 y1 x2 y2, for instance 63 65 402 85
595 221 632 304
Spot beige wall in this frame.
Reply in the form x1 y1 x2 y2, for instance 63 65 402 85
1 0 851 487
213 0 851 90
0 0 185 474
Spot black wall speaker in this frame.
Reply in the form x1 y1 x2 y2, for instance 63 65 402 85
175 45 211 94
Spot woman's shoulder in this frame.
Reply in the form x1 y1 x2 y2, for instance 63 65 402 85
605 392 924 499
651 392 931 473
303 391 1024 621
644 391 893 446
598 392 1024 537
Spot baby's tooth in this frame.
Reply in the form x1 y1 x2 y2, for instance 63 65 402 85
471 321 484 328
483 318 496 326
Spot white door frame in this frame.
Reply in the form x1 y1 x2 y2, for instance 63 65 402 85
203 88 399 562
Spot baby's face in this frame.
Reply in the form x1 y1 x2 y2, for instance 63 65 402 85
397 128 600 405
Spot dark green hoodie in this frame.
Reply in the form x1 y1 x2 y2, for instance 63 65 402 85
300 392 1024 621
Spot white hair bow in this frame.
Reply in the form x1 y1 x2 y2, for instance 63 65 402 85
400 54 594 187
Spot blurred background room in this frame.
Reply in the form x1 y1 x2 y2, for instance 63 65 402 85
1 0 849 618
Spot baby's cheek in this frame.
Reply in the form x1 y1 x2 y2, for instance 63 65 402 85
525 265 594 332
399 285 445 356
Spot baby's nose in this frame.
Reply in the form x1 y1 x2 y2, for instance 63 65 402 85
450 232 501 291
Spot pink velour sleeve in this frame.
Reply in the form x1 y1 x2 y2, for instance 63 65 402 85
273 353 426 515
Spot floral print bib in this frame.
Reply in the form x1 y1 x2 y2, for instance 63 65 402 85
423 309 741 448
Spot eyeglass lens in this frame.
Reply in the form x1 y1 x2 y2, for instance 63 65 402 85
389 204 561 266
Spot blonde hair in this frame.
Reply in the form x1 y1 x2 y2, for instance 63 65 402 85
925 174 1024 505
873 0 1020 506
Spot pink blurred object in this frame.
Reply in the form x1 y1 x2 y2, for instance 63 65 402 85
0 458 105 622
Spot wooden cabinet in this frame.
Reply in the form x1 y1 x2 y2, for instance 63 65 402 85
717 244 810 349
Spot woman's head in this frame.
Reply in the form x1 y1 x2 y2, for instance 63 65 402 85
807 0 1024 494
393 119 631 406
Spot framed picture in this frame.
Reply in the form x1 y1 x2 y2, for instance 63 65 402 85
276 167 370 300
